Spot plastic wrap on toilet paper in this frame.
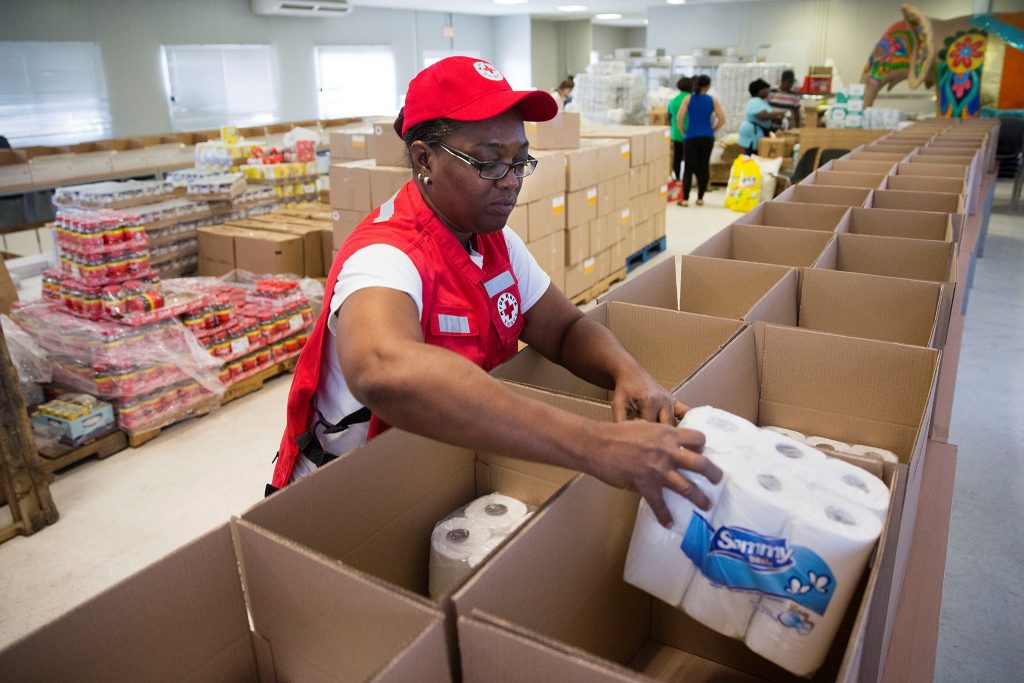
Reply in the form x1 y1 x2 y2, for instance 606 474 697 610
681 406 761 444
744 491 884 676
624 500 695 605
763 426 807 442
813 457 891 520
681 465 804 638
844 443 899 464
428 517 494 599
464 493 530 534
757 430 828 481
804 435 852 453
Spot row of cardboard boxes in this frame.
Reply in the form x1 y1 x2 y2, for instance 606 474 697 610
2 119 993 680
0 301 952 682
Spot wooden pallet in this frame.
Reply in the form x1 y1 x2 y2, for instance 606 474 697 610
220 355 298 406
36 430 128 476
570 267 628 306
126 397 218 448
626 237 668 273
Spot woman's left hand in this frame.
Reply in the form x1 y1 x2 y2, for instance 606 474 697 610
610 371 688 425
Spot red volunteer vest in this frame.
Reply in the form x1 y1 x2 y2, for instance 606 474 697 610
271 181 525 487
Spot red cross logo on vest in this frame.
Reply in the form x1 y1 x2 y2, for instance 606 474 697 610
497 292 518 327
473 61 504 81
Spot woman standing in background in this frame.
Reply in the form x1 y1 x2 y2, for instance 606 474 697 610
739 79 788 156
675 75 725 207
667 76 692 183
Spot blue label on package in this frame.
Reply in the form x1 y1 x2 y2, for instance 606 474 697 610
681 513 837 615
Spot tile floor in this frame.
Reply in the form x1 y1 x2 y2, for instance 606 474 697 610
0 182 1020 682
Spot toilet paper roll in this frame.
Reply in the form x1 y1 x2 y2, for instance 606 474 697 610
764 426 807 442
814 457 891 520
662 434 751 534
681 465 803 637
804 435 852 454
681 406 761 445
464 493 530 534
623 500 696 605
428 517 493 599
757 429 827 482
744 492 883 676
844 444 899 464
467 535 505 569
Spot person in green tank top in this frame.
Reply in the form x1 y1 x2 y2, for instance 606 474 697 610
667 77 692 182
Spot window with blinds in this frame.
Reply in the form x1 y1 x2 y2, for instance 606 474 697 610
315 46 397 119
0 41 113 147
161 44 279 131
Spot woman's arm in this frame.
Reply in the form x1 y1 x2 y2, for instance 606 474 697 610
676 96 691 137
712 97 726 132
337 287 720 525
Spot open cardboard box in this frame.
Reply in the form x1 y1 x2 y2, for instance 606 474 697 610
691 223 834 267
457 323 941 682
600 255 798 325
774 184 871 208
844 207 959 243
731 201 848 233
821 159 897 175
0 522 450 682
894 161 968 180
869 189 964 214
883 174 967 196
491 301 745 401
845 150 908 163
801 170 887 190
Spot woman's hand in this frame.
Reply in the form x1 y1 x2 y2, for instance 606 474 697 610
589 419 720 527
610 369 687 425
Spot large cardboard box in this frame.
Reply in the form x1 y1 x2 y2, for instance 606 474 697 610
563 146 600 192
329 161 408 213
366 120 407 167
564 256 598 296
732 202 848 233
197 225 243 276
527 229 566 276
329 127 372 160
27 152 77 184
802 170 887 190
525 110 580 150
884 175 966 195
600 255 798 325
582 125 646 166
234 230 304 277
566 186 599 228
775 184 871 207
822 232 956 284
822 159 896 175
869 189 964 214
691 224 834 268
565 223 589 266
226 218 331 278
0 523 451 682
845 151 907 163
518 150 567 204
582 138 631 182
895 161 967 180
0 260 17 314
529 194 566 241
332 208 365 248
844 207 958 243
491 302 744 402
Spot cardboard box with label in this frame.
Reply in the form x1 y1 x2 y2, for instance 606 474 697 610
582 125 645 166
492 302 744 402
0 523 451 682
525 111 580 150
564 255 599 297
563 146 600 192
732 202 848 233
692 224 834 268
775 184 871 208
565 223 589 266
527 229 566 276
518 150 566 204
329 127 372 161
601 254 798 325
226 218 331 278
581 138 630 183
329 160 409 213
566 186 598 228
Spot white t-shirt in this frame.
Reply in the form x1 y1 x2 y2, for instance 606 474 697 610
292 228 550 480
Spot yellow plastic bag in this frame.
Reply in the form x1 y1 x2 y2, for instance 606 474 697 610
723 155 763 213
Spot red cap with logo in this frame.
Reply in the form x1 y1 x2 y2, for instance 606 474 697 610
401 57 558 136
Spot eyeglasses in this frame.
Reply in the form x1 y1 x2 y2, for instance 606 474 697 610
430 141 538 180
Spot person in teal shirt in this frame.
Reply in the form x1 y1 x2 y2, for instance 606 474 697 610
738 79 787 155
667 77 692 182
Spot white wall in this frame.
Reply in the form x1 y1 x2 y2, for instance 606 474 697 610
646 0 989 92
492 15 533 90
531 19 560 91
1 0 499 136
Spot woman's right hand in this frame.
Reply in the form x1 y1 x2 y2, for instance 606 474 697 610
587 420 721 528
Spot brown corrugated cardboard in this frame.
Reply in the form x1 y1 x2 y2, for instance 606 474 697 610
518 150 567 204
549 268 565 294
567 186 599 228
527 194 567 242
884 175 966 195
228 219 330 278
564 146 600 191
824 159 897 175
3 229 41 256
565 223 589 265
582 138 630 182
0 523 451 682
0 149 32 190
601 254 798 325
527 229 566 275
0 260 17 314
732 202 848 233
869 189 964 214
370 168 410 207
564 256 598 296
233 229 304 277
846 150 908 163
628 166 645 198
329 127 371 160
845 207 957 243
798 268 943 347
366 120 408 167
597 179 616 217
828 232 956 283
803 170 887 190
332 208 365 248
582 125 645 166
691 224 834 268
895 162 967 180
525 111 580 150
775 184 871 207
492 301 744 402
629 194 650 228
198 225 243 276
329 159 375 211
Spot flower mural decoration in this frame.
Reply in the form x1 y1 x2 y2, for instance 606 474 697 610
947 34 985 73
937 29 987 117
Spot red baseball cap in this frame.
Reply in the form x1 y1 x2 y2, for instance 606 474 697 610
401 57 558 136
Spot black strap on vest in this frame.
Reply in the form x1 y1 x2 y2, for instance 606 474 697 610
295 406 372 467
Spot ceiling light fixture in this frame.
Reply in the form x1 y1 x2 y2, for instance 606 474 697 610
493 0 527 5
595 13 622 20
557 5 587 11
667 0 687 5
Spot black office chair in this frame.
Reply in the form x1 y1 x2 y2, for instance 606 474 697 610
995 117 1023 210
817 148 851 168
783 146 819 184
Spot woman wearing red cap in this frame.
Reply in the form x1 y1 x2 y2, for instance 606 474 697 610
271 57 717 526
